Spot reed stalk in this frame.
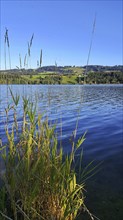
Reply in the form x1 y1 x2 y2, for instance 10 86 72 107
26 42 29 69
40 49 42 67
37 60 39 68
24 54 27 69
19 54 22 69
4 28 11 70
27 34 34 69
6 29 11 70
85 13 97 75
4 29 7 70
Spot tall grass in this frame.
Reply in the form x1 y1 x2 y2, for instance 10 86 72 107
40 49 42 67
37 60 39 68
4 28 11 70
4 29 7 70
24 54 27 69
19 54 22 69
27 34 34 69
0 89 96 220
85 13 96 75
6 29 11 70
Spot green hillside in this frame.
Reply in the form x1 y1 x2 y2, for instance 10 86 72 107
0 65 123 84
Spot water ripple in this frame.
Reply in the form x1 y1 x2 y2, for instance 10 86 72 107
0 84 123 161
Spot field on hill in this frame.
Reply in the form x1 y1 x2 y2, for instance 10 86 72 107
0 66 123 84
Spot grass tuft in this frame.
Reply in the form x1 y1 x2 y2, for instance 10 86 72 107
0 89 96 220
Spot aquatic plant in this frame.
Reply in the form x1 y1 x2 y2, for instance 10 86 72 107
0 89 96 220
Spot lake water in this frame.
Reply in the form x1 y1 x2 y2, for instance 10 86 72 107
0 84 123 219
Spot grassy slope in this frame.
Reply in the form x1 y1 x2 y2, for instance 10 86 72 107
0 66 122 84
23 74 78 84
61 75 78 84
19 67 84 84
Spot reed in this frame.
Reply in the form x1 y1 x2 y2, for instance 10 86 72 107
40 49 42 67
85 13 96 75
6 29 11 70
0 89 96 220
24 54 27 69
4 29 7 70
37 60 39 68
19 54 22 69
4 28 11 70
27 42 30 69
27 34 34 69
30 33 34 48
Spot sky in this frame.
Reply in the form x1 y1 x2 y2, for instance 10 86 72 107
0 0 122 70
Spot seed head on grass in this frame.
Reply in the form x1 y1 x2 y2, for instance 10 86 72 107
4 28 8 70
27 34 34 69
19 54 22 69
24 54 27 68
5 28 11 70
28 42 30 57
40 49 42 67
37 60 39 68
30 33 34 48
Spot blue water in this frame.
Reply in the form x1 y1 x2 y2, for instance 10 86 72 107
0 84 123 219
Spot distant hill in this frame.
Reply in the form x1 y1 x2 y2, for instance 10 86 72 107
83 65 123 72
0 65 122 75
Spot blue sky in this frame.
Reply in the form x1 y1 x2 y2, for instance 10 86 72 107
0 0 122 69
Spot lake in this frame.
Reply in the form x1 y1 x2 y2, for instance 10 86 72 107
0 84 123 219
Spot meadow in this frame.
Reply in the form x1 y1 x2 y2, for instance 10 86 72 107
0 68 123 85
